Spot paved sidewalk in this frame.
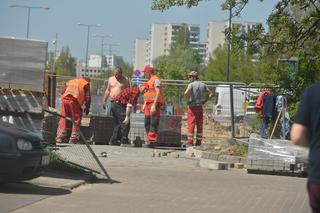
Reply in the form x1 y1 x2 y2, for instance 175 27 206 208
28 169 95 190
13 166 310 213
13 145 311 213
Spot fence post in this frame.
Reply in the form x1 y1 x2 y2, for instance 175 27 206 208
230 84 235 138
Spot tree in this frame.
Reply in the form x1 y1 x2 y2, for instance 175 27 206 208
55 46 76 76
117 62 134 80
205 45 268 84
154 43 202 79
175 23 190 46
151 0 320 55
151 0 320 117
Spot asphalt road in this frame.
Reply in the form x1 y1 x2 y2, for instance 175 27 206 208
0 181 71 213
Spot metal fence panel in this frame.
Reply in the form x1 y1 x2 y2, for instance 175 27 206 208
0 37 47 91
53 75 283 145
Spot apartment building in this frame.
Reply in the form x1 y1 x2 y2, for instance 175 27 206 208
77 54 124 77
133 39 147 71
141 23 203 66
88 54 107 68
206 20 262 63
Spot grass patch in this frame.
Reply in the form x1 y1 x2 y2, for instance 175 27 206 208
48 152 86 174
232 143 248 157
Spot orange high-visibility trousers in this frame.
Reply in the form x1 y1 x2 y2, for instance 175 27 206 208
144 102 160 143
56 97 83 143
187 105 203 145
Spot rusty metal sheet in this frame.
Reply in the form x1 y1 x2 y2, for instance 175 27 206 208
0 88 43 114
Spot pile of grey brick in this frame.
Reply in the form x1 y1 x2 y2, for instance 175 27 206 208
246 136 308 175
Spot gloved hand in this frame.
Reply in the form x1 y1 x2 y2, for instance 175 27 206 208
122 116 130 125
102 102 106 110
151 104 156 114
84 107 90 115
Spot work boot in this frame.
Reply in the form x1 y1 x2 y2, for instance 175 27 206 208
120 140 131 147
184 142 194 148
195 141 202 146
109 140 121 146
69 140 80 144
143 141 156 148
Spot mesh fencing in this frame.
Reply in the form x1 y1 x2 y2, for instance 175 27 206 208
44 74 285 175
50 75 285 145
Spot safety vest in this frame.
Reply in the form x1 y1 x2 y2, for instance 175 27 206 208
144 75 164 103
62 78 89 106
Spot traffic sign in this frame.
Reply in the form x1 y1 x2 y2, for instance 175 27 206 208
133 69 141 78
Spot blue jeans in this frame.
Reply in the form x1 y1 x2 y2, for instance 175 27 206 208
109 102 130 144
259 117 270 138
104 100 113 117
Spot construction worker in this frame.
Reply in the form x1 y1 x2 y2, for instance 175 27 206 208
56 76 91 144
184 71 213 146
142 66 164 148
103 67 130 117
108 83 149 146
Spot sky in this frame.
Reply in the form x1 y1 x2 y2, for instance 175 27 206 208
0 0 278 64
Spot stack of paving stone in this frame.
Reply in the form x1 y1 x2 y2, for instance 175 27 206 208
89 115 115 145
42 113 59 144
246 136 308 176
80 116 92 142
157 115 182 147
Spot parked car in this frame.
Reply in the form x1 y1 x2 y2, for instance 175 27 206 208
0 120 49 183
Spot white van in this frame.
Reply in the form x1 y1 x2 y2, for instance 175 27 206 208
213 85 260 122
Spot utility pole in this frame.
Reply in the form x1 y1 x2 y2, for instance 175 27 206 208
103 43 119 78
226 5 235 138
78 23 101 76
94 34 112 71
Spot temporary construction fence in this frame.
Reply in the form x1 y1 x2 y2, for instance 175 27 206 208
51 74 285 146
39 73 291 177
43 109 112 182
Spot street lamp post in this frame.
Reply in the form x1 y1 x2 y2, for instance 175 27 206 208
9 5 50 39
52 33 58 73
78 23 101 76
94 34 112 71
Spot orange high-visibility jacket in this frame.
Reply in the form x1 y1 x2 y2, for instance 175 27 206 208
62 78 89 106
144 75 164 103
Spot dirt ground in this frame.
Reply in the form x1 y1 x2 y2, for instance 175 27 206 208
180 115 249 157
181 116 251 142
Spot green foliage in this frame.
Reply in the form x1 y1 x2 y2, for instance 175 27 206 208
49 152 85 174
232 142 248 157
153 0 320 120
154 43 202 80
55 46 76 76
265 0 320 54
117 62 134 80
174 23 190 46
205 46 268 84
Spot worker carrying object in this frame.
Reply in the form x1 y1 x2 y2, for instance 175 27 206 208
142 66 164 148
55 76 91 144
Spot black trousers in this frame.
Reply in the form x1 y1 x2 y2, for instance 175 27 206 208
109 102 130 144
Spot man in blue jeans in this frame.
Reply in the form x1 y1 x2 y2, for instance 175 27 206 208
102 67 130 116
291 82 320 212
108 83 148 146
